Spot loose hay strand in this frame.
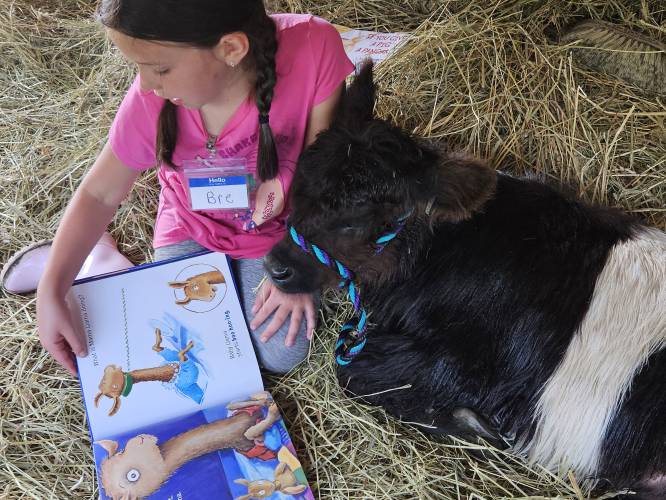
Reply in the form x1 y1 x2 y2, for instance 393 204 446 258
2 0 664 498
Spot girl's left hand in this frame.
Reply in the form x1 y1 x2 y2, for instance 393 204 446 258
250 279 316 346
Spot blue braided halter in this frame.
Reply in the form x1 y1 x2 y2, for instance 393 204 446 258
288 210 412 365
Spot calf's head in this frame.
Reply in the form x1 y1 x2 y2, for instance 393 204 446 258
168 270 224 305
267 62 496 294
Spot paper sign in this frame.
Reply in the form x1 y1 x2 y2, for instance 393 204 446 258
335 24 411 67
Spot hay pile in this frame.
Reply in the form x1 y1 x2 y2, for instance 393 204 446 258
1 0 664 498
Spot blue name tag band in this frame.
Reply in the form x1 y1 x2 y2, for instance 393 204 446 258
188 176 247 187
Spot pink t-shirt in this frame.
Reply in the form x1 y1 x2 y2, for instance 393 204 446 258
109 14 354 258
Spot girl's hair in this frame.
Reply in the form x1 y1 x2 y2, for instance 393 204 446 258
97 0 279 181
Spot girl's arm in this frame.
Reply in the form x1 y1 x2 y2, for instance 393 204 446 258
40 142 140 294
37 142 140 373
304 83 345 147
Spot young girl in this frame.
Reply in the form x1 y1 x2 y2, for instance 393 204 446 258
35 0 354 375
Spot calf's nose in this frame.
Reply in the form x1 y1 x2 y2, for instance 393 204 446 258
264 254 293 283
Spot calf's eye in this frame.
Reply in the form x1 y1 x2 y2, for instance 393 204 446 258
339 226 364 236
126 469 141 482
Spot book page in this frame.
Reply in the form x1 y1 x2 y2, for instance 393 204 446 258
72 252 263 441
94 392 315 500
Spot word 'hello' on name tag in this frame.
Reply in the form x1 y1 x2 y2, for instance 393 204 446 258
188 175 250 210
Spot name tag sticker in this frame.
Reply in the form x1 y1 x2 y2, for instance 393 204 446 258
181 157 255 212
188 175 250 210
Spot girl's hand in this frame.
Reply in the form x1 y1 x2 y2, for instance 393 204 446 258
250 279 315 346
36 289 87 375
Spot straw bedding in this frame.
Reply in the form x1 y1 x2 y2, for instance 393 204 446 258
1 0 664 498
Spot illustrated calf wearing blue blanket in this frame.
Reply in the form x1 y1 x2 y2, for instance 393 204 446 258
95 324 207 416
265 62 666 499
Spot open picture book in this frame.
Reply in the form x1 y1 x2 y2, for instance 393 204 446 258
70 251 314 500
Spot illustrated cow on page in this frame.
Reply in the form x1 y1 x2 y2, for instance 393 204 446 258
234 462 307 500
265 62 666 499
94 329 202 416
168 270 225 305
97 392 283 500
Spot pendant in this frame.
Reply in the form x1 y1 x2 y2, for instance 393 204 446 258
205 134 217 157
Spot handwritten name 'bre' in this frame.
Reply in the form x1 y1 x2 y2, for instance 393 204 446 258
206 190 234 205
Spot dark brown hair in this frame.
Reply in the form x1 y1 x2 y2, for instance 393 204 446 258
97 0 279 181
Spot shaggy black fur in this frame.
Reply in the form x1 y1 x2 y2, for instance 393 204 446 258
599 346 666 493
266 61 663 494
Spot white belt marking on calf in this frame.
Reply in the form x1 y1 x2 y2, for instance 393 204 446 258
522 227 666 479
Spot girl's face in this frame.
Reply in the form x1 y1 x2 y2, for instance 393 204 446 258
108 30 238 109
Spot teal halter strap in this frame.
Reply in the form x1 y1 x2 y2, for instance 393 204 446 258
288 209 412 365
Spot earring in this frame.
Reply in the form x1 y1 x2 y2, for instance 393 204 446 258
228 61 236 68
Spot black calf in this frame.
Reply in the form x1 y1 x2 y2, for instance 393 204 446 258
267 62 666 498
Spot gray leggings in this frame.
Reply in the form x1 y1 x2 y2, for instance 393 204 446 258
154 240 316 374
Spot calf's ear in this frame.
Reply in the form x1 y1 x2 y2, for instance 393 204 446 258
415 153 497 224
95 440 119 457
334 59 376 129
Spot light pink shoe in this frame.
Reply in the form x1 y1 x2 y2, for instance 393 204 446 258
0 232 133 295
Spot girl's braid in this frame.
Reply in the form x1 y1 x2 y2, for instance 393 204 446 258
157 101 177 168
247 14 279 181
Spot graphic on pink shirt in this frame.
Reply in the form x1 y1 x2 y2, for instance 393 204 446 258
218 133 291 160
109 14 355 259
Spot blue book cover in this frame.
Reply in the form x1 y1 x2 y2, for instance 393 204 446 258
70 252 314 500
93 392 312 500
